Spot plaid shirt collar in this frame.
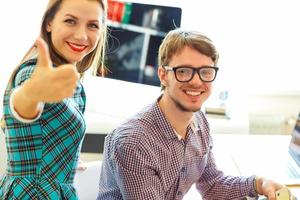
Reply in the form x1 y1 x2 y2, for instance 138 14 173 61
153 99 200 141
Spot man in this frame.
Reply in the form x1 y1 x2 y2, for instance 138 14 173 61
97 29 283 200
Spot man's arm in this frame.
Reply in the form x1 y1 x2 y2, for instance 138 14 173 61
113 142 165 199
196 151 258 199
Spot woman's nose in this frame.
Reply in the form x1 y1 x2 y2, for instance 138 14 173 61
74 25 88 41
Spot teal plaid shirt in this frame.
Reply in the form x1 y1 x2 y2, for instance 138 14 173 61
0 59 86 199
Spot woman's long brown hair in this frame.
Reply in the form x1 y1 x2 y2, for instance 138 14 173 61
0 0 108 129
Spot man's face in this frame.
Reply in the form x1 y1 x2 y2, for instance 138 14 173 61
159 46 214 112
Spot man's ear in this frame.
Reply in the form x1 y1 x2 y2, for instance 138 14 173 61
157 66 166 86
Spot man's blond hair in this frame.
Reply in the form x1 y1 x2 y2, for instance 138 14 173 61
158 29 219 90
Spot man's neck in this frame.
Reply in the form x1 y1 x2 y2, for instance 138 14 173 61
158 96 194 139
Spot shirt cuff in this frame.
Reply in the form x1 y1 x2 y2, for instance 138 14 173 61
248 175 259 198
10 87 44 123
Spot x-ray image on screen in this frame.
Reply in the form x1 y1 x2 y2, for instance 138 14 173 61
106 28 144 82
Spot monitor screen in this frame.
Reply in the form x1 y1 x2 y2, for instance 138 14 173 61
289 112 300 154
104 1 182 86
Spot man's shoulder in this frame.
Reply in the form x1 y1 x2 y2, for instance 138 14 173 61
194 110 208 122
193 110 210 131
109 104 158 146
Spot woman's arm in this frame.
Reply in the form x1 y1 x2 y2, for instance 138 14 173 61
12 38 79 120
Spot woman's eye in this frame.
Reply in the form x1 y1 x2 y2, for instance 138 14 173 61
88 23 99 29
64 19 76 25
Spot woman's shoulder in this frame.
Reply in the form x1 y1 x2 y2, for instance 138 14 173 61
13 59 37 87
18 59 38 73
19 59 37 68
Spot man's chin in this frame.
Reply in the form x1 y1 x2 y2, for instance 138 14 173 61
187 102 203 112
180 104 202 113
190 107 202 112
172 96 203 113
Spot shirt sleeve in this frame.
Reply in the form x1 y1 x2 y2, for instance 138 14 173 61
195 147 258 199
113 142 165 200
9 66 44 123
195 113 258 199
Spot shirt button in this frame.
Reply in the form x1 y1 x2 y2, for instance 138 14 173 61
177 191 183 196
181 167 186 172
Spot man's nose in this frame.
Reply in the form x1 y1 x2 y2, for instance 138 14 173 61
189 71 203 84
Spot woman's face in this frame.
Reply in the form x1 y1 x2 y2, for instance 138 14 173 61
47 0 103 64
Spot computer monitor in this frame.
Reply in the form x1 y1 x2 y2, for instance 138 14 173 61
289 112 300 154
104 1 182 86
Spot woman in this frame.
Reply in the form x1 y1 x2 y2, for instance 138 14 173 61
0 0 107 199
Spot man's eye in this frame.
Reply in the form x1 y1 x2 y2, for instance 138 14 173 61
177 69 186 74
202 71 210 75
201 70 213 75
178 68 191 74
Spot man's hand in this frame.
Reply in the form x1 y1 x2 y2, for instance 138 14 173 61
256 176 284 200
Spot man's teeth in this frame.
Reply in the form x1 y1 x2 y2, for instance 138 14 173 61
186 91 202 96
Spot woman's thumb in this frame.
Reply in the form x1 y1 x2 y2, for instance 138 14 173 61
35 37 52 68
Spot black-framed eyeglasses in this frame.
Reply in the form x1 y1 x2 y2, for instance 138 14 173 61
163 65 219 83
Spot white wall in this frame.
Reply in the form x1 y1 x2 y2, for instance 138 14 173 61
1 0 299 98
0 0 299 133
248 92 300 134
131 0 300 93
0 1 47 174
0 1 47 113
179 0 300 134
132 0 300 134
188 0 300 93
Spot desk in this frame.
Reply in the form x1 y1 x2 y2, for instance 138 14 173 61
77 134 299 199
2 130 300 198
184 134 300 199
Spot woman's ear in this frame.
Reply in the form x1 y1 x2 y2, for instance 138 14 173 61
46 22 52 32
